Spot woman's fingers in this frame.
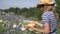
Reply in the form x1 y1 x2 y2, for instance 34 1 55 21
29 21 37 24
29 27 39 31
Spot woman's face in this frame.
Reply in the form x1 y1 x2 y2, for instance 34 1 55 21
41 6 47 12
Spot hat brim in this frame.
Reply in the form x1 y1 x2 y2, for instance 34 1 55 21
37 2 55 8
37 4 45 8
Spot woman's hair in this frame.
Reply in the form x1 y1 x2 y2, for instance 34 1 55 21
46 6 59 21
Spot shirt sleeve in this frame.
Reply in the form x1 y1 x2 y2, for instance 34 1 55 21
42 12 49 24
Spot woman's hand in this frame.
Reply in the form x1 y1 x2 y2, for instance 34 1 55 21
26 21 36 28
26 21 43 28
28 26 40 32
30 21 43 27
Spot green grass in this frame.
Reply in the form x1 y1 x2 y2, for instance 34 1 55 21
57 20 60 34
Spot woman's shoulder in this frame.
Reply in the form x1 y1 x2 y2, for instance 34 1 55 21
43 11 53 15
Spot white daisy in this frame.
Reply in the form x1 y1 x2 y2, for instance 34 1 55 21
13 24 17 28
0 20 3 22
20 27 26 31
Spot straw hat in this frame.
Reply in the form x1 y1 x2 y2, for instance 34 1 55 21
37 0 55 8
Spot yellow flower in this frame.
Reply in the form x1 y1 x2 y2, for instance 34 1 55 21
20 27 26 31
0 20 3 22
13 24 17 28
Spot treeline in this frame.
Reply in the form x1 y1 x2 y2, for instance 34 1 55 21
0 7 42 20
0 6 60 20
55 0 60 19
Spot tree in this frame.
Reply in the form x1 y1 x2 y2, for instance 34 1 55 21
55 0 60 18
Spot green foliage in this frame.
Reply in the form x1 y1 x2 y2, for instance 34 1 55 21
55 0 60 18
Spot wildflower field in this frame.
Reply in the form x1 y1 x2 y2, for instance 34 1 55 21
0 12 60 34
0 12 41 34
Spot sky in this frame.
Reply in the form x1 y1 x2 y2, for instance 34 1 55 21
0 0 55 9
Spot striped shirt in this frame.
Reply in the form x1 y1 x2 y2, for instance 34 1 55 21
42 11 57 34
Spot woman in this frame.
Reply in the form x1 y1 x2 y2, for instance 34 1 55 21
26 5 59 34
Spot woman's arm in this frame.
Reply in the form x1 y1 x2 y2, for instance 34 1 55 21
34 21 43 27
29 22 50 34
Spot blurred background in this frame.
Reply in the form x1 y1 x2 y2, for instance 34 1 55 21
0 0 60 34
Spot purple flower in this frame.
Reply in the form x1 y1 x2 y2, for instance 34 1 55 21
6 18 10 21
9 23 13 27
0 32 2 34
15 20 19 24
11 15 15 18
4 32 7 34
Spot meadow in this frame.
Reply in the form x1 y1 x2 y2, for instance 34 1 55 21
0 12 60 34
